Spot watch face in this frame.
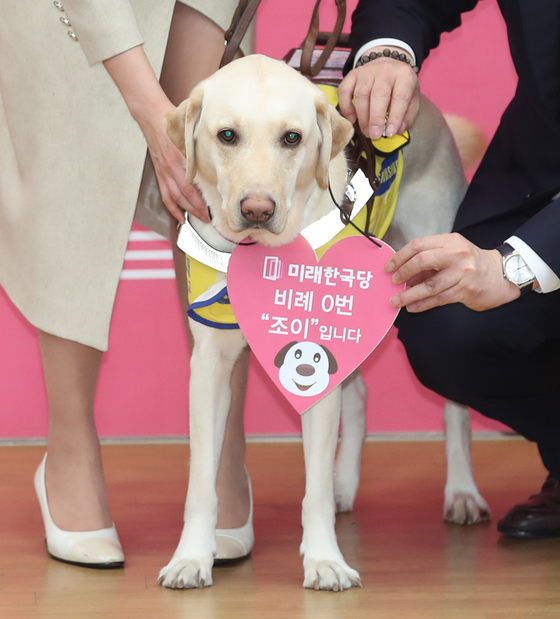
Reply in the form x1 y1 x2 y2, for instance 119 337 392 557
504 254 534 285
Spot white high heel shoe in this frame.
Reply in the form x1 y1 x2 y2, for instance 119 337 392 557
215 467 254 561
34 455 125 568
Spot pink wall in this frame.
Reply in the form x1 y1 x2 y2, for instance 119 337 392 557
0 0 515 439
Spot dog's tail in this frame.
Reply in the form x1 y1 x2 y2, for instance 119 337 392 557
444 114 487 173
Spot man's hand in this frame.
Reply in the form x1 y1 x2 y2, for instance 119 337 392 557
338 46 420 139
385 233 523 312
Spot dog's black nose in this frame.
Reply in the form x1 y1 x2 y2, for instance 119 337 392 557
240 197 276 224
296 364 315 377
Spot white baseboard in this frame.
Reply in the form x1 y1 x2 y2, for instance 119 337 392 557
0 431 520 447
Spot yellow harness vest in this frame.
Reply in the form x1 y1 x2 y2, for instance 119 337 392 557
186 83 408 329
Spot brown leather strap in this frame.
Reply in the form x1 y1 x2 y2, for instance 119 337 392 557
349 123 380 235
300 0 347 77
220 0 262 68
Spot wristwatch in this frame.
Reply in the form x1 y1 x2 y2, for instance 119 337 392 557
497 243 536 295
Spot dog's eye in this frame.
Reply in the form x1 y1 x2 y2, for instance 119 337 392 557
284 131 301 147
295 349 302 359
313 353 321 363
218 129 236 144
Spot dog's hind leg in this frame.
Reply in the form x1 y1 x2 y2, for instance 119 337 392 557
443 400 491 525
334 369 367 513
300 386 362 591
158 323 248 589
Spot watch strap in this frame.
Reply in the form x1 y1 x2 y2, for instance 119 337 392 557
497 243 514 258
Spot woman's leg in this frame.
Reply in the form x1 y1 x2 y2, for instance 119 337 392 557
160 3 241 102
162 3 250 528
39 330 112 531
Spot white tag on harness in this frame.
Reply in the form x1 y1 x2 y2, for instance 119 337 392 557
177 219 232 273
301 169 374 249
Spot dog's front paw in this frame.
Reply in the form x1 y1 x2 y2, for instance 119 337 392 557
303 559 362 591
158 558 213 589
444 492 491 525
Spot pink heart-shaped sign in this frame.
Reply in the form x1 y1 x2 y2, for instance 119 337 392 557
228 235 404 414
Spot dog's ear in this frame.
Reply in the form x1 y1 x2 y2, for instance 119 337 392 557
274 341 298 368
320 345 339 375
164 85 204 185
315 93 354 190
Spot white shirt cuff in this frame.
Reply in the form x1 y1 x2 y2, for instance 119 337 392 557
506 236 560 293
353 39 417 69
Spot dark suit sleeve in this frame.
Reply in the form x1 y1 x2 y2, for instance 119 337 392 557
346 0 480 70
515 199 560 276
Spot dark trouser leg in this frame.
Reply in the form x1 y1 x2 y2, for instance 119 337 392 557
396 290 560 477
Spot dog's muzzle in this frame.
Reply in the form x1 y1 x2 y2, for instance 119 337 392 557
240 197 276 227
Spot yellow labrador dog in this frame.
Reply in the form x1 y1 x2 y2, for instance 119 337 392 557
158 54 488 591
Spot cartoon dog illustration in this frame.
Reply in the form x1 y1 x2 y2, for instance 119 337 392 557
274 341 338 397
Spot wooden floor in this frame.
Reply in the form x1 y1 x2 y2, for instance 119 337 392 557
2 441 560 618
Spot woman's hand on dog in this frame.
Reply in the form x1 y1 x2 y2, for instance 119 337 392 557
385 233 526 312
103 46 210 224
339 46 420 140
139 100 210 224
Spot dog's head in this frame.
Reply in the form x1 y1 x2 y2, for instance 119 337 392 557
165 54 354 246
274 340 338 397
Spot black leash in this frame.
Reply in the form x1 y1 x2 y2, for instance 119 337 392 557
327 181 383 248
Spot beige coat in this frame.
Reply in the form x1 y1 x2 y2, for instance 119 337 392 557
0 0 252 351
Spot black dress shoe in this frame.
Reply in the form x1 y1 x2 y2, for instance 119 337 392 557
497 475 560 539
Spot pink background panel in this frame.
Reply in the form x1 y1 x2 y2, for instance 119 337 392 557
0 0 514 438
